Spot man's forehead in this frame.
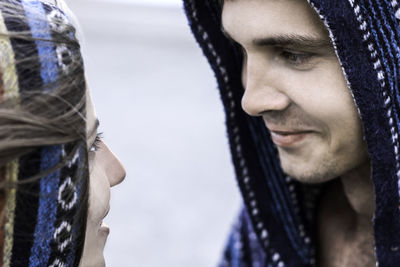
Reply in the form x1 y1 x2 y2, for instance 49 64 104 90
221 0 330 47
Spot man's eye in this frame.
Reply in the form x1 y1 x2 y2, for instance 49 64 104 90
280 51 313 66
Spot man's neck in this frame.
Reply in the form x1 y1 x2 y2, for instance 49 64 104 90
340 161 374 224
317 161 376 267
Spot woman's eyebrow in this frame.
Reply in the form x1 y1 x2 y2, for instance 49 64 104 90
88 118 100 144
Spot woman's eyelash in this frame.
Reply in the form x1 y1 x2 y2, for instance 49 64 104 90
89 132 103 152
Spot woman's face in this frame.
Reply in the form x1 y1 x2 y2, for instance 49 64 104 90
79 89 126 267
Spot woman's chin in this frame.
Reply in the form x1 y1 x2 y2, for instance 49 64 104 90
79 254 105 267
79 228 108 267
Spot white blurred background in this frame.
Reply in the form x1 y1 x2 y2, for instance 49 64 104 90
66 0 240 266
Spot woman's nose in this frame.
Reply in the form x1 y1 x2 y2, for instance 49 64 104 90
241 59 290 116
102 143 126 187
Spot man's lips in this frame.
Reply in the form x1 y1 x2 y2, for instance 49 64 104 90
269 130 313 147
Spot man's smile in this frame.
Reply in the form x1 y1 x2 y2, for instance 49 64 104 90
265 122 316 147
269 130 313 147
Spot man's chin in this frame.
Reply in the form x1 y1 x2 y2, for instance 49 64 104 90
289 174 338 184
281 163 339 184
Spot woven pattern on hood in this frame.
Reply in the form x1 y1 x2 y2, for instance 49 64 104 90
0 1 88 266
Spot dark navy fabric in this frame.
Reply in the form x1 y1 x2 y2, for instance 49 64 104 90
183 0 400 266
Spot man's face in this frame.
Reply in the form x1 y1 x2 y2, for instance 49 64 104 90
222 0 369 183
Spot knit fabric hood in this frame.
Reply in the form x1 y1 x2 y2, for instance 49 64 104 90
184 0 400 266
0 1 88 266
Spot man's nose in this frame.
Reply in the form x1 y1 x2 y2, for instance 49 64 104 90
241 60 290 116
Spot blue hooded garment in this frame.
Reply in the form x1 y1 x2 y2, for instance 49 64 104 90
184 0 400 266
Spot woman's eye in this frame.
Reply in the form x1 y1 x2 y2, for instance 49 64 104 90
280 50 313 66
89 133 103 153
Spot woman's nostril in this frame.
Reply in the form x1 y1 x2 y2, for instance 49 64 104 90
116 164 126 185
109 158 126 187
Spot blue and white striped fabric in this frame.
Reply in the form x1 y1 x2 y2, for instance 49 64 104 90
0 1 87 266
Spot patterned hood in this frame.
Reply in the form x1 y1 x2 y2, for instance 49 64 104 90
0 1 88 266
184 0 400 266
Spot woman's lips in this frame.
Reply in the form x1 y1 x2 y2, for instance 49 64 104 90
270 130 312 147
99 205 111 235
99 221 110 235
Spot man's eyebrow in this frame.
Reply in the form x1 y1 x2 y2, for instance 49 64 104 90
253 34 332 49
221 25 332 50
